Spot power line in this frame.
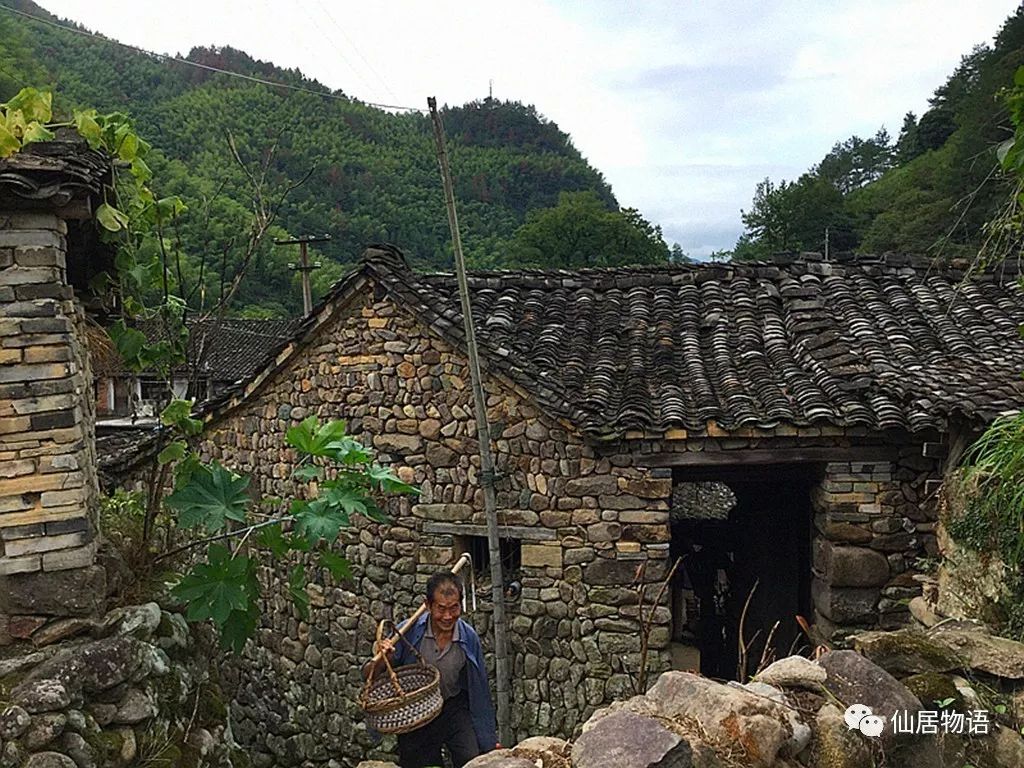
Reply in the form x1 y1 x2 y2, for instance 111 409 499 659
291 0 379 100
312 0 400 103
0 4 425 113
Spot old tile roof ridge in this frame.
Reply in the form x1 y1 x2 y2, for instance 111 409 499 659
194 243 1024 442
0 133 112 209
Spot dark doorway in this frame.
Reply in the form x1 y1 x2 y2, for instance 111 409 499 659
668 464 818 681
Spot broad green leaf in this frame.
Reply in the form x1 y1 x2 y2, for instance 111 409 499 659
172 544 255 626
997 138 1016 167
324 436 372 465
256 524 290 558
109 320 146 367
96 202 129 232
219 605 259 654
288 564 310 620
165 461 250 532
286 417 357 459
161 398 193 425
291 497 347 544
22 122 54 144
174 452 202 485
0 124 20 157
365 465 420 495
285 416 318 454
292 465 324 481
157 441 187 465
160 398 202 436
320 482 368 519
1015 65 1024 87
152 195 185 223
73 109 102 146
5 88 51 124
4 108 25 138
118 131 139 162
319 550 352 581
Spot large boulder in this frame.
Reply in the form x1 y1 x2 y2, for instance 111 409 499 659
811 704 874 768
753 655 827 691
928 627 1024 679
591 671 794 768
24 636 149 694
738 681 812 757
512 737 571 768
851 629 964 676
817 650 922 750
464 751 536 768
572 709 719 768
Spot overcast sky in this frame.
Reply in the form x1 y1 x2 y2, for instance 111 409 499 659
34 0 1023 257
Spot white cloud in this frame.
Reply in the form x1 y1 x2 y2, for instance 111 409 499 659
34 0 1023 256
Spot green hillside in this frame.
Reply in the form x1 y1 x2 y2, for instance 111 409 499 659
0 1 639 315
734 6 1024 260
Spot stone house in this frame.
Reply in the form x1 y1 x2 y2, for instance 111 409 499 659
183 244 1024 766
0 138 112 633
93 317 299 424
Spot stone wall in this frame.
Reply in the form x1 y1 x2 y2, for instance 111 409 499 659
810 448 941 644
194 281 943 767
201 288 677 766
0 602 240 768
0 212 104 639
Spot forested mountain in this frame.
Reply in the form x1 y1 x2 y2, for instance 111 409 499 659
0 1 667 316
734 6 1024 260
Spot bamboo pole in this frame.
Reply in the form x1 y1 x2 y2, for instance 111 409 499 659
427 96 511 746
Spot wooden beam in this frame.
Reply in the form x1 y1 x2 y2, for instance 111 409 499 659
639 446 900 468
422 522 556 541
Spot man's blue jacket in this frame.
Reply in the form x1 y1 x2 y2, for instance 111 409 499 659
391 612 498 752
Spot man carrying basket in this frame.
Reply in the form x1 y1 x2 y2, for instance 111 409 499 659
365 571 498 768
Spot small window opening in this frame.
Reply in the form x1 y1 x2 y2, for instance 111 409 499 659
454 535 521 576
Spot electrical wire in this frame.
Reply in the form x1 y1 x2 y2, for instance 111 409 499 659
0 3 425 113
312 0 400 103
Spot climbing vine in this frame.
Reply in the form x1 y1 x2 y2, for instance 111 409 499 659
0 87 419 652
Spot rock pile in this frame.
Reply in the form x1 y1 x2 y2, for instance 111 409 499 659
0 602 240 768
359 626 1024 768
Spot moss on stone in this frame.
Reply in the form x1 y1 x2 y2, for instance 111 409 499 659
902 672 964 710
81 726 125 763
196 683 228 724
854 630 964 676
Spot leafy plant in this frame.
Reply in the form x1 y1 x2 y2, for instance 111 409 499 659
158 413 418 652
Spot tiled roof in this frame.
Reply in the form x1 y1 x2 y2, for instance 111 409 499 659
0 135 110 209
95 318 301 383
211 246 1024 439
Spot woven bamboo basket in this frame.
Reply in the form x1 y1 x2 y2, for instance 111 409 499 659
359 620 443 735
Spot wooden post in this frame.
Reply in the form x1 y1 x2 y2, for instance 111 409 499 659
427 96 511 746
275 234 330 316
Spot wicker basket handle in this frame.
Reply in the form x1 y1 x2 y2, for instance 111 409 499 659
363 618 430 700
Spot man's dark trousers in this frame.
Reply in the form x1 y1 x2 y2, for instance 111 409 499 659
396 692 479 768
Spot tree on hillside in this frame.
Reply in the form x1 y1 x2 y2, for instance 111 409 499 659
814 129 894 194
735 174 856 260
509 190 669 268
895 112 922 165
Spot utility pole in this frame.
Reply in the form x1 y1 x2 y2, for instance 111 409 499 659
276 234 330 316
427 96 511 747
824 226 830 262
